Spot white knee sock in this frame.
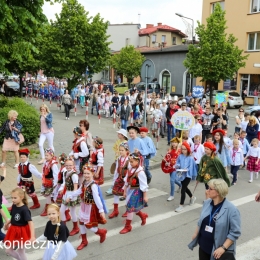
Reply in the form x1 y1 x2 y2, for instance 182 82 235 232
250 172 253 181
6 248 20 260
79 224 86 234
126 212 133 220
70 206 77 222
114 195 119 204
89 227 98 233
46 196 52 204
60 204 66 221
17 248 27 260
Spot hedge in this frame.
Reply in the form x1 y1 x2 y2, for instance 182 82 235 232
0 96 40 145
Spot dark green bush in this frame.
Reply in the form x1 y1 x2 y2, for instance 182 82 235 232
0 95 8 108
0 97 40 145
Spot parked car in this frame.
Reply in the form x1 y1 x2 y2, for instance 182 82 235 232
5 81 25 97
245 106 260 115
136 82 161 94
206 90 243 108
113 83 131 94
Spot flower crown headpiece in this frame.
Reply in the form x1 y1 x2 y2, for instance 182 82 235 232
58 153 67 165
45 148 54 156
73 127 82 136
83 163 95 172
93 136 103 147
119 142 129 151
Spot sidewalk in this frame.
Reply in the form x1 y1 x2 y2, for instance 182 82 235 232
1 98 166 196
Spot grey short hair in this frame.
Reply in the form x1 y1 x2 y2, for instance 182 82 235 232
207 179 229 198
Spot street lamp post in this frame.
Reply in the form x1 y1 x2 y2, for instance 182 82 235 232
175 13 194 44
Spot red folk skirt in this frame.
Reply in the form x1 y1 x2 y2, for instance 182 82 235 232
247 156 260 172
4 224 31 246
94 167 104 185
112 177 124 196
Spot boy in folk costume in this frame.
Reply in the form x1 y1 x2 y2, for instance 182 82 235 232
66 163 108 250
119 152 148 234
40 148 59 216
91 136 104 185
17 149 42 210
139 127 156 184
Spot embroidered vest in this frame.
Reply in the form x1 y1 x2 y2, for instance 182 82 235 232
80 180 95 204
65 172 77 191
18 163 32 178
91 148 104 165
127 169 142 189
117 158 128 179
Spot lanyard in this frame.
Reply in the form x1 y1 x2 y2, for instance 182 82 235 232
209 206 221 226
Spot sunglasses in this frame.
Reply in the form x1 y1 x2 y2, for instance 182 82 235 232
208 187 216 191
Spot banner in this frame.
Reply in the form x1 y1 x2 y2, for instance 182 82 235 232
171 111 195 130
215 92 228 106
192 86 204 98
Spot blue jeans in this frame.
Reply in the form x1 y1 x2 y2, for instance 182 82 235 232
231 165 240 183
144 158 152 180
121 119 128 130
167 124 176 144
0 230 5 241
170 171 182 196
96 103 99 115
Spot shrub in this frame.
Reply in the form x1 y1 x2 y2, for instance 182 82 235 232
0 97 40 145
0 95 8 108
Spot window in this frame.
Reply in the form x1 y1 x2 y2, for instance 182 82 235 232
212 1 225 12
242 74 260 97
172 37 177 45
161 35 166 43
251 0 260 13
152 34 156 43
248 32 260 51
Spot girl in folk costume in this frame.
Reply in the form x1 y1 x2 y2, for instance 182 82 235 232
17 149 42 210
197 142 230 198
52 153 72 222
229 139 244 185
213 129 231 170
106 128 128 195
36 204 77 260
69 127 89 185
66 164 108 250
40 148 59 217
4 188 35 260
52 153 67 207
162 137 182 202
58 158 80 236
109 142 130 219
192 135 205 171
174 142 197 213
244 138 260 183
91 136 104 185
119 152 148 234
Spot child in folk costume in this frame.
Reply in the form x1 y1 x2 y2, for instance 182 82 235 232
66 164 107 250
162 137 182 201
230 139 244 185
4 188 35 260
192 135 205 170
239 131 250 168
244 138 260 183
106 129 128 195
36 204 77 260
91 136 104 185
119 152 148 234
69 127 89 184
17 149 42 210
40 148 59 216
109 142 130 219
59 158 80 236
52 153 67 206
139 127 156 184
174 142 197 213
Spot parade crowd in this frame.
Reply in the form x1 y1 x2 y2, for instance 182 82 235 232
1 82 260 260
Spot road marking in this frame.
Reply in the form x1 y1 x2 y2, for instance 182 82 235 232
26 203 202 260
30 188 168 229
236 236 260 260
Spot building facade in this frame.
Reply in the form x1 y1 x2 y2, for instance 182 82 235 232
201 0 260 104
140 45 196 96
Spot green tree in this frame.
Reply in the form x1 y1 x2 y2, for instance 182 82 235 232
110 45 145 87
40 0 111 89
0 0 61 75
183 3 248 103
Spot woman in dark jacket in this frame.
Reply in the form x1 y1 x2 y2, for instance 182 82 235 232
119 99 131 130
246 116 259 144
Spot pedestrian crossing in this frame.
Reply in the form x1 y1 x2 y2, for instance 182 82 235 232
2 184 260 260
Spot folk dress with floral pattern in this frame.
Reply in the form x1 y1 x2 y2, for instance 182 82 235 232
197 155 230 186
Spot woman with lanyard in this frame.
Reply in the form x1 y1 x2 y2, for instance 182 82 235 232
189 178 241 260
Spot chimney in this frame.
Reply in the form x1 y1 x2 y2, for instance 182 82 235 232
146 24 154 28
157 23 162 26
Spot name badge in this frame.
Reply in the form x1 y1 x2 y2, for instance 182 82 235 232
205 225 213 233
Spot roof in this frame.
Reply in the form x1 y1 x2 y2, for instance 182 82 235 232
139 24 187 37
112 46 162 54
140 44 189 54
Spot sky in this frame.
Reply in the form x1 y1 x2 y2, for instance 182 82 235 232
43 0 203 37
